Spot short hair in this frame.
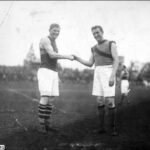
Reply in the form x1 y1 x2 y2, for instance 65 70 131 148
49 23 60 30
91 25 104 33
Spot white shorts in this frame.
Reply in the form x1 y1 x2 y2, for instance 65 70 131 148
37 68 59 96
121 80 129 94
92 65 115 97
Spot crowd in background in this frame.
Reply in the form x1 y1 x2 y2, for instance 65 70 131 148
0 65 93 83
0 61 150 85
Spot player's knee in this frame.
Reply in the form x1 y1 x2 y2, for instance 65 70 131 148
40 96 49 105
97 96 105 106
49 96 55 102
105 97 115 109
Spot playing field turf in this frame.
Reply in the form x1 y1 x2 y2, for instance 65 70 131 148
0 81 150 150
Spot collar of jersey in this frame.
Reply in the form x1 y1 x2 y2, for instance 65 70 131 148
98 39 107 45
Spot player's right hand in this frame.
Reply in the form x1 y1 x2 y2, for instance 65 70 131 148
68 55 74 61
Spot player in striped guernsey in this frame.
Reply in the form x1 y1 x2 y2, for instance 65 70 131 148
37 23 74 133
73 25 119 136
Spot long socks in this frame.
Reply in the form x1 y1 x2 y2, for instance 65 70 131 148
38 103 53 126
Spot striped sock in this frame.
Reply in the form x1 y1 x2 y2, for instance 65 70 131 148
38 104 52 126
45 104 53 125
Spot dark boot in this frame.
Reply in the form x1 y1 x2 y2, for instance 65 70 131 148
38 123 47 134
45 120 59 132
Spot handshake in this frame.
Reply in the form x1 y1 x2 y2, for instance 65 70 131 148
67 55 78 61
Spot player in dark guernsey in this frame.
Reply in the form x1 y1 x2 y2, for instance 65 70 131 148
37 23 74 133
73 25 119 136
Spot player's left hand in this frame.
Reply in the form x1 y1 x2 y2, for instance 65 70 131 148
109 75 115 87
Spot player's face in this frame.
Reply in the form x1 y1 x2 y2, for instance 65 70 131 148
50 27 60 40
92 28 103 42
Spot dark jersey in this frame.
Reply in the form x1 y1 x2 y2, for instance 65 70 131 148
91 40 115 66
40 36 58 72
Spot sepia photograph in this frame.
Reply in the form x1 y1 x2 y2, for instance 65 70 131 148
0 1 150 150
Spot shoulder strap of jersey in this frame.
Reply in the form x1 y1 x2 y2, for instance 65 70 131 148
109 41 116 52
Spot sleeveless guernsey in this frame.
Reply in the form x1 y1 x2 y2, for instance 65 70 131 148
91 40 115 66
40 36 58 71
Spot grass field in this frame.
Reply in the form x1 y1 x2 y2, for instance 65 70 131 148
0 81 150 150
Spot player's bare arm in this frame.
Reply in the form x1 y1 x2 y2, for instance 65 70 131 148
41 37 74 61
73 53 94 67
109 43 119 86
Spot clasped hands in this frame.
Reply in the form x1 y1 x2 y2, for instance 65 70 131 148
67 55 78 61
